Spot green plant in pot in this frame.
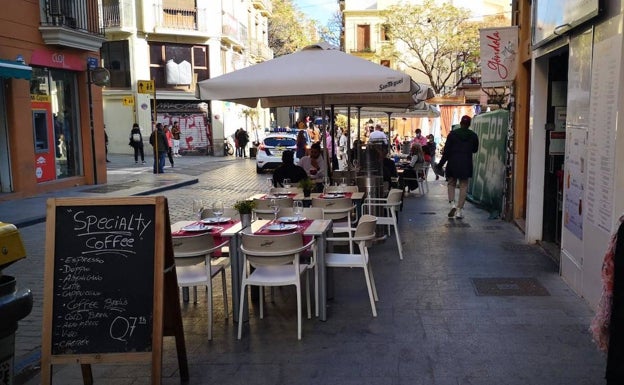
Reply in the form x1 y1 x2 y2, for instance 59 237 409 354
233 200 255 227
298 178 315 197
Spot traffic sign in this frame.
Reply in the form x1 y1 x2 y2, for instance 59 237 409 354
137 80 155 94
122 96 135 106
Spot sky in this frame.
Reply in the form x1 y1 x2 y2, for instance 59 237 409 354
292 0 340 26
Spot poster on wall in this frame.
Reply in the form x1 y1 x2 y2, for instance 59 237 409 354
156 101 212 155
586 33 619 234
564 127 585 239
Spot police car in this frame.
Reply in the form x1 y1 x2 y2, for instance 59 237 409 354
256 128 311 173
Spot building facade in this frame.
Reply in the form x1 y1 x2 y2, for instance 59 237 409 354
0 0 107 199
100 0 272 157
514 0 624 309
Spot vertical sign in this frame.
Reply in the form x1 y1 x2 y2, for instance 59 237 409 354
480 26 518 87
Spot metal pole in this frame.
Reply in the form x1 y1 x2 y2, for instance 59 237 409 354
87 69 98 184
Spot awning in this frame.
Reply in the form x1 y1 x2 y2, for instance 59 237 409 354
0 59 32 80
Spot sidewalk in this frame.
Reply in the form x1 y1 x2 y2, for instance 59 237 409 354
3 157 608 385
0 153 235 227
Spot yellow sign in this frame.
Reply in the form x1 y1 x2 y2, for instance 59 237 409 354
137 80 155 94
30 94 51 102
122 96 135 106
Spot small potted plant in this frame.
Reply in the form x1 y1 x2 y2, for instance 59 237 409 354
298 178 316 197
233 200 256 227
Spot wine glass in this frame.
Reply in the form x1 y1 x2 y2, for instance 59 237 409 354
283 178 291 190
212 201 224 221
266 177 274 195
270 198 280 222
293 201 304 226
192 199 204 221
323 176 331 194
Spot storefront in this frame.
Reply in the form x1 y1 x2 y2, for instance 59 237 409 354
0 47 106 200
523 0 624 308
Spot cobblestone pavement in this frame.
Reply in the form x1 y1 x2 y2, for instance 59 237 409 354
3 153 607 385
3 154 267 382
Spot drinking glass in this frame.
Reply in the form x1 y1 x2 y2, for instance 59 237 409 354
293 201 304 226
323 176 331 194
212 201 224 220
270 199 280 222
192 199 204 221
283 178 291 189
266 177 274 194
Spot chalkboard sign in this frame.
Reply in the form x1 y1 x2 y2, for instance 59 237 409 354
51 203 155 354
41 197 188 385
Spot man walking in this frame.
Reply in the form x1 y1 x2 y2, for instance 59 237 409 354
436 115 479 219
149 123 168 174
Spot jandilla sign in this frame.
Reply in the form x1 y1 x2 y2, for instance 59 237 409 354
479 26 518 87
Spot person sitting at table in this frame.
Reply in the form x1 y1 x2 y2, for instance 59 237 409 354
272 150 307 187
380 146 398 190
299 142 327 192
400 144 425 192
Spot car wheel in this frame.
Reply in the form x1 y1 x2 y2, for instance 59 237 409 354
256 165 262 174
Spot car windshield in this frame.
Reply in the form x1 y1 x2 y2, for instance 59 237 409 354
264 137 296 147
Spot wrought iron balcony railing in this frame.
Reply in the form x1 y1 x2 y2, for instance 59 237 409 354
41 0 104 36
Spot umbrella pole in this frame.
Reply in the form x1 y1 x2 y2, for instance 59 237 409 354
386 112 392 150
346 106 351 171
356 106 361 167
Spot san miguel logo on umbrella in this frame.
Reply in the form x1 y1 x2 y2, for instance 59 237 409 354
378 78 404 91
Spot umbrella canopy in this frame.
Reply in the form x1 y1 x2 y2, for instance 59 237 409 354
196 42 434 109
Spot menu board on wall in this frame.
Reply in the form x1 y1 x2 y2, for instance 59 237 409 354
564 127 586 239
586 34 619 234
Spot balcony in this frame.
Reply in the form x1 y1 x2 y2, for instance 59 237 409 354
153 2 209 34
249 40 273 62
221 13 246 49
39 0 106 52
101 0 135 33
252 0 272 17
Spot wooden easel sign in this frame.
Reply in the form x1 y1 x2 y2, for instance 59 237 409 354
41 197 188 384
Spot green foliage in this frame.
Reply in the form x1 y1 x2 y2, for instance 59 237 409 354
382 0 484 94
233 200 256 214
269 0 317 57
298 178 316 191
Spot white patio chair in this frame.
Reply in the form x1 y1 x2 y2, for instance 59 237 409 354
325 215 379 316
238 232 316 340
172 231 229 340
253 197 294 220
363 188 404 260
311 197 357 253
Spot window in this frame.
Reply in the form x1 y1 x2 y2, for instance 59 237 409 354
357 25 371 52
381 24 391 41
101 41 131 88
149 42 209 89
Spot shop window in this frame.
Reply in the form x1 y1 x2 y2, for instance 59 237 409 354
148 42 209 89
381 24 391 41
101 40 131 88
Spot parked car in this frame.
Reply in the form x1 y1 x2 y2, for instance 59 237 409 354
255 128 311 173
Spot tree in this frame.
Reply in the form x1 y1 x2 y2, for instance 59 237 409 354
381 0 481 95
318 11 343 47
269 0 316 57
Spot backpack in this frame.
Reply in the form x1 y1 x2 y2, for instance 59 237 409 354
132 133 141 142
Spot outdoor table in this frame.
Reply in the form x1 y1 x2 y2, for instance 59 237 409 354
171 219 246 321
241 219 333 321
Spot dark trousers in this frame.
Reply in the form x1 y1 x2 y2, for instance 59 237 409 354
153 152 165 173
133 144 144 162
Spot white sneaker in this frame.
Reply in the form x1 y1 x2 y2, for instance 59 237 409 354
455 209 464 219
447 202 456 218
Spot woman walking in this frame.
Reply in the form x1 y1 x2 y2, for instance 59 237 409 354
129 123 145 164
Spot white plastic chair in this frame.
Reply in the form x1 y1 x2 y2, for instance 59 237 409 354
172 231 229 340
325 215 379 316
253 197 294 220
238 232 316 340
363 188 404 260
311 197 357 253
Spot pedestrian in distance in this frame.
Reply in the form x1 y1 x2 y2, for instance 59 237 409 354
368 123 388 144
296 129 307 159
149 123 168 174
164 124 174 168
436 115 479 219
171 121 182 157
129 123 145 164
104 125 110 163
299 142 327 192
236 128 249 158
